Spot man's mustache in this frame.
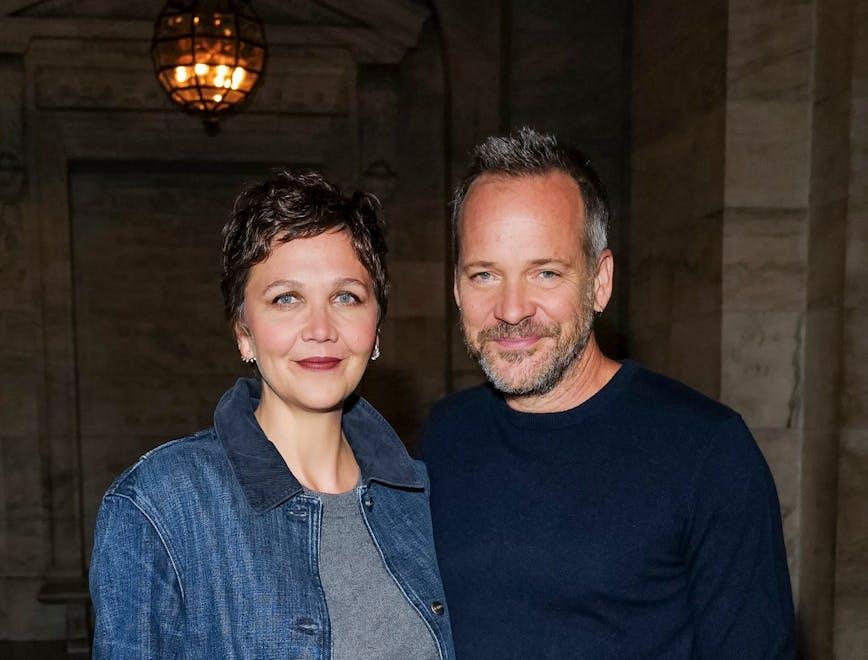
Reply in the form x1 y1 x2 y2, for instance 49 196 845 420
476 318 561 343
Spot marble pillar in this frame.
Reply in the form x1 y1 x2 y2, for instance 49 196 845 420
632 0 867 655
630 0 728 399
834 0 868 654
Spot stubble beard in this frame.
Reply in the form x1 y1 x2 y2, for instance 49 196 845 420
461 280 597 398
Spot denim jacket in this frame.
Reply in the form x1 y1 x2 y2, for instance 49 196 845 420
90 378 454 659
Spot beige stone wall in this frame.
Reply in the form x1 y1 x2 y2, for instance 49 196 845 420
835 0 868 653
632 0 867 655
630 0 728 398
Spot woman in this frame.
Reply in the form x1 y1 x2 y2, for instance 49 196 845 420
89 170 454 659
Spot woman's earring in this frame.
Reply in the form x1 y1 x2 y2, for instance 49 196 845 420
242 355 255 364
371 336 380 361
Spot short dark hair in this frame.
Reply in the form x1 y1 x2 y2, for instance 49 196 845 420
221 169 388 330
451 127 610 264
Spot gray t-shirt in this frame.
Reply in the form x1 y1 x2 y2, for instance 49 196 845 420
306 486 439 660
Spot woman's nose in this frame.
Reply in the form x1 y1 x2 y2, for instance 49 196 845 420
301 304 338 342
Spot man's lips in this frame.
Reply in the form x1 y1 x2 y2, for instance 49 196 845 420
492 336 540 350
295 357 342 370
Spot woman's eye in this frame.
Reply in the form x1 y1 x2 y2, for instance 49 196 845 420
334 292 360 305
273 293 298 305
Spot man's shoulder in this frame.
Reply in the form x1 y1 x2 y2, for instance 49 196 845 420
425 382 493 428
626 362 738 431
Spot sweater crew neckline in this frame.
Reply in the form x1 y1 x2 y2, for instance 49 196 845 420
487 359 640 430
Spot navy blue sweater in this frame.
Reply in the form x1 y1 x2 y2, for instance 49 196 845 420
419 361 794 659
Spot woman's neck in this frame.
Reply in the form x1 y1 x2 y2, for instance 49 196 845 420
254 386 360 494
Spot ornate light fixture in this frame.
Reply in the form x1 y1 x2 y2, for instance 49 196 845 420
152 0 267 133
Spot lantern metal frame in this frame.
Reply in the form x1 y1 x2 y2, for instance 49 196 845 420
151 0 267 133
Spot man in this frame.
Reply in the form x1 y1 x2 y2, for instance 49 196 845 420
419 128 794 658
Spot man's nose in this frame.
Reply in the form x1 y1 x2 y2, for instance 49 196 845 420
493 279 536 325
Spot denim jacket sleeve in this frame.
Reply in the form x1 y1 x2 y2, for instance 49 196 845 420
90 493 185 659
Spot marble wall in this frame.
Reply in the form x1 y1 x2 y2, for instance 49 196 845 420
630 0 728 398
632 0 868 655
835 0 868 653
723 0 817 634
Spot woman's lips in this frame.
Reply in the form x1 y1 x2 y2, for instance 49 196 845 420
296 357 342 370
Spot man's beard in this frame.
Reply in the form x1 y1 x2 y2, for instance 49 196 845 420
461 281 596 398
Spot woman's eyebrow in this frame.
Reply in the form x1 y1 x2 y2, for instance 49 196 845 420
262 279 303 292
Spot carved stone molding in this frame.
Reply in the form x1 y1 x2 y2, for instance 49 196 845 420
0 1 430 64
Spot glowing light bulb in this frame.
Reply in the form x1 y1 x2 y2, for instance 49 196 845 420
213 94 223 102
174 66 188 83
194 62 209 76
231 67 246 90
214 64 229 87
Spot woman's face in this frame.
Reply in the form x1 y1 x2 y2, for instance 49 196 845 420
236 230 379 414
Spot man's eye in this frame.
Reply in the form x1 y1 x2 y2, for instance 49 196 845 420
538 270 560 280
470 271 493 282
273 293 298 305
334 292 361 305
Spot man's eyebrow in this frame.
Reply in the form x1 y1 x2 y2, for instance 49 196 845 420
462 258 572 270
529 258 572 267
461 261 496 270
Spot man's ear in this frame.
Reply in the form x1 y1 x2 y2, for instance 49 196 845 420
453 271 461 309
593 249 614 313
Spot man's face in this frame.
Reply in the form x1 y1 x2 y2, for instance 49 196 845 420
455 171 599 397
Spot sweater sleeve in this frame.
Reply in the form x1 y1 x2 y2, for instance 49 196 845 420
90 493 185 659
684 415 795 659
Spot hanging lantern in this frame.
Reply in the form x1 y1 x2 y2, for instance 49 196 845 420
152 0 267 133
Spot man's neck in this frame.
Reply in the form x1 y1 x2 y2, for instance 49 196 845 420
505 334 621 414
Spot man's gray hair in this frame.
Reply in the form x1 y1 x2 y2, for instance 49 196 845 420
451 127 610 266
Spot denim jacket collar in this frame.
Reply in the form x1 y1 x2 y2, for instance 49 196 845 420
213 378 423 513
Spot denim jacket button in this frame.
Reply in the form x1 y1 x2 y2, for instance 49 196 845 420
430 600 444 615
363 494 374 510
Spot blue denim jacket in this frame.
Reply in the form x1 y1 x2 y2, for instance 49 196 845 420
90 378 454 659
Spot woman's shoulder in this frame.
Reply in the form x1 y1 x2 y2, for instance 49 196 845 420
105 428 228 502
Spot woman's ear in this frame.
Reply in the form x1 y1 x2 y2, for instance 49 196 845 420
234 320 254 362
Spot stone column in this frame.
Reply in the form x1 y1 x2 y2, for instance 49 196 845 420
630 0 728 398
632 0 866 655
722 0 857 654
835 0 868 653
0 54 64 642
